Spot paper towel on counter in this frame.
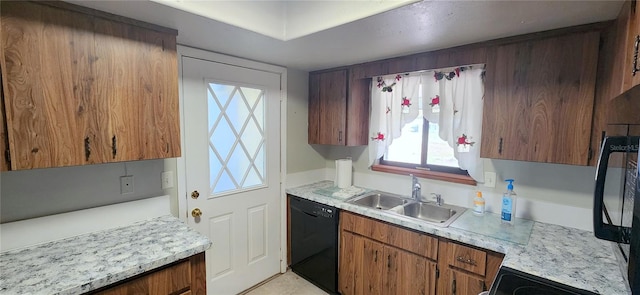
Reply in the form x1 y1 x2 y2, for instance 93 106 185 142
335 158 352 188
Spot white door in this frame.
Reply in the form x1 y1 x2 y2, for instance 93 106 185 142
182 56 282 295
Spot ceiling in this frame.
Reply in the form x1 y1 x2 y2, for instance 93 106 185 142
147 0 419 41
67 1 623 72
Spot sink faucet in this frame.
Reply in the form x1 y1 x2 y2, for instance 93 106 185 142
431 193 443 206
410 174 421 201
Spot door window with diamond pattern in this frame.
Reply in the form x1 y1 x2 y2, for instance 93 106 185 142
208 82 266 195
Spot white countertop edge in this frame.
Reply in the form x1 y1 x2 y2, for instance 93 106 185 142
0 195 171 252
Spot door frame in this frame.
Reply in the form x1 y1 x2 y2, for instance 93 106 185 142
176 45 288 273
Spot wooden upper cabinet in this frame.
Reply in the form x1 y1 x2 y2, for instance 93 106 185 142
308 69 348 145
0 70 7 172
308 69 369 146
93 18 180 162
624 0 640 93
481 30 600 165
0 1 180 170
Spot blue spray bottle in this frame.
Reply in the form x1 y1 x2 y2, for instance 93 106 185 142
501 179 517 225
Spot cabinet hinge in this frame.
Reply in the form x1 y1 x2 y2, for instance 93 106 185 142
435 266 440 279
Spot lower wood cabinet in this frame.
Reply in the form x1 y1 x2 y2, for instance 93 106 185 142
438 268 485 295
339 211 503 295
340 231 436 295
89 252 206 295
437 239 504 295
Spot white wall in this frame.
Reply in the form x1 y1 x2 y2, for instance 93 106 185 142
285 68 329 174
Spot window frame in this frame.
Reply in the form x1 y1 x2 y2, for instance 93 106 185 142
374 117 477 186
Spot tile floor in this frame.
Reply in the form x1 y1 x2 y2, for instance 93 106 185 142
242 271 328 295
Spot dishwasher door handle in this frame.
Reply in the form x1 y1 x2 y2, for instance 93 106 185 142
304 211 318 218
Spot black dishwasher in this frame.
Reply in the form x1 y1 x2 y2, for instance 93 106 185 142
290 195 339 294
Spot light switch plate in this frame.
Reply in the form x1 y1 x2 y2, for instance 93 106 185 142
120 175 134 194
484 172 496 188
161 171 174 189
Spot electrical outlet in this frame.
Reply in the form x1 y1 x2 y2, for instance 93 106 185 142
161 171 174 189
120 175 134 194
484 172 496 188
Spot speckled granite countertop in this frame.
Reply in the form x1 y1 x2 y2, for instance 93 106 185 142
0 215 211 295
287 181 630 295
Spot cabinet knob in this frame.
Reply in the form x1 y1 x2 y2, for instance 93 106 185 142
191 190 200 199
191 208 202 218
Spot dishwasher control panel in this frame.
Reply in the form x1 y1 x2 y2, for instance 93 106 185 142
313 206 334 218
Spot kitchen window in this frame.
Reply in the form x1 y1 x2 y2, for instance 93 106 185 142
369 67 484 186
372 103 475 185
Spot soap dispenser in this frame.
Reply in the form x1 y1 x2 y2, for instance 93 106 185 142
501 179 517 225
473 191 485 216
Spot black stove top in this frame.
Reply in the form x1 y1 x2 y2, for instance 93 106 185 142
489 267 598 295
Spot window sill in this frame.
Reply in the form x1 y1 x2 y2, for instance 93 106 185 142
371 164 477 186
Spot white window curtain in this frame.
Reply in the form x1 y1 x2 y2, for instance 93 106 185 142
368 66 485 182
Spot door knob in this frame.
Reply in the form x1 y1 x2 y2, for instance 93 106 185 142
191 190 200 199
192 208 202 217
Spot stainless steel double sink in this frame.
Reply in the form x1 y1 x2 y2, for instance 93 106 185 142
346 191 466 227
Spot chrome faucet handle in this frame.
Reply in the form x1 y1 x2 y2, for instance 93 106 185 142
410 174 421 200
431 193 443 206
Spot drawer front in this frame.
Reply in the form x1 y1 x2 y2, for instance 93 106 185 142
388 225 438 260
340 211 389 243
448 243 487 276
95 260 191 294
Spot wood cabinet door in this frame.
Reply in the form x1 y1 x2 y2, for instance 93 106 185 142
481 31 600 165
93 18 180 163
362 239 385 295
0 67 8 171
384 247 434 295
338 231 364 295
1 1 180 169
626 1 640 91
1 2 101 169
308 70 347 145
438 268 485 295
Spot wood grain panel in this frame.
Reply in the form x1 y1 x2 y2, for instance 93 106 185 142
1 1 179 169
450 269 485 295
190 252 207 295
383 246 400 294
340 211 389 243
0 58 9 171
338 231 364 295
362 239 384 295
388 225 438 260
611 1 632 98
485 250 504 288
1 1 98 169
346 77 370 146
94 260 191 295
94 17 179 163
625 0 640 92
397 250 430 295
319 70 347 145
448 242 487 276
308 73 321 144
590 24 616 166
93 18 140 162
136 29 180 159
482 31 600 165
